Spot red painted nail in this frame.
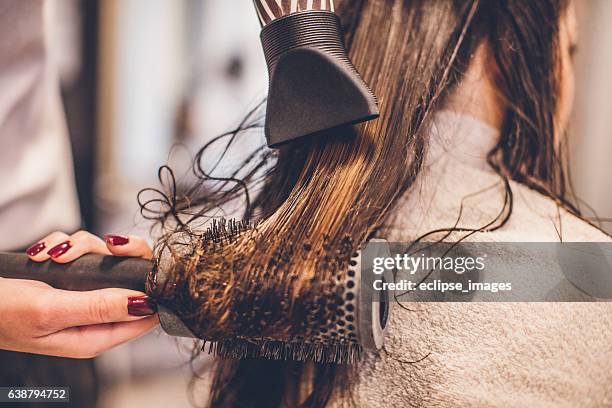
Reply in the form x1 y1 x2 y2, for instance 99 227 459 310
105 234 129 246
26 242 46 256
47 241 72 258
127 296 157 316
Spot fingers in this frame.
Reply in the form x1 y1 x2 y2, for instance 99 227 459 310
26 231 153 263
104 234 153 259
41 288 157 330
27 230 111 263
35 315 159 359
51 230 111 263
26 231 70 262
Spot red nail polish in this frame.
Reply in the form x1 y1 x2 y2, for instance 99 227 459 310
127 296 157 316
47 241 72 258
105 234 129 246
26 242 46 256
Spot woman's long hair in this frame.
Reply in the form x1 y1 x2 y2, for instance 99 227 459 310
140 0 571 406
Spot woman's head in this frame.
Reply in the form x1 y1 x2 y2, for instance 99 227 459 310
443 1 578 138
239 0 576 249
144 1 576 407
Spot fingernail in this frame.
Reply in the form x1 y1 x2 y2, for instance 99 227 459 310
26 242 46 256
128 296 157 316
47 241 72 258
105 234 129 246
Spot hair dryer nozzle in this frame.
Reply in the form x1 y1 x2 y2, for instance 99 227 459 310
261 10 379 147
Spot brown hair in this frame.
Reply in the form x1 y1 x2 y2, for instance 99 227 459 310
140 0 571 406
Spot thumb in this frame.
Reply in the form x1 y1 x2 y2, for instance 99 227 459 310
45 288 157 330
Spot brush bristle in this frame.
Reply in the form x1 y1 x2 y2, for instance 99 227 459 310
202 218 252 244
206 338 362 365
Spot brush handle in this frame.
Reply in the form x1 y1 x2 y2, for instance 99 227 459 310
253 0 335 26
0 252 151 292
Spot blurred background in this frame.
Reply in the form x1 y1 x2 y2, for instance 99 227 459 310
24 0 612 406
53 0 267 406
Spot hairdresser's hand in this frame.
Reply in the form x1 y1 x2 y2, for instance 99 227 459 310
0 231 157 358
26 230 153 262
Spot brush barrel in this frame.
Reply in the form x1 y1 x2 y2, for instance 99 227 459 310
153 230 393 364
0 252 151 292
199 240 393 364
260 10 379 147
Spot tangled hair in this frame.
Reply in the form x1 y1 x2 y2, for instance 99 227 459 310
139 0 573 406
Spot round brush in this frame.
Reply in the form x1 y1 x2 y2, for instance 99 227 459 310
0 224 391 364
